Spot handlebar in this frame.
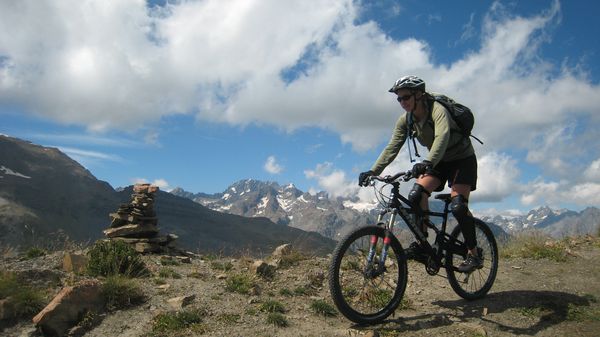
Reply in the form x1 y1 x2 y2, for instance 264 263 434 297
367 171 414 185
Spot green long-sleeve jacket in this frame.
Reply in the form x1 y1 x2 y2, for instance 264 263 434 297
370 98 474 175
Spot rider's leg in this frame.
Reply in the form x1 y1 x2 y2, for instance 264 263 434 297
450 184 477 255
413 175 441 235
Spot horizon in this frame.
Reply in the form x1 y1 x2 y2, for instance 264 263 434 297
1 1 599 215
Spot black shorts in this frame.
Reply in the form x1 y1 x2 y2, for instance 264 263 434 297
428 155 477 191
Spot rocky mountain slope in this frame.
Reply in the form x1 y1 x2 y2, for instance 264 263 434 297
480 206 600 238
172 180 597 240
2 236 600 336
0 135 334 255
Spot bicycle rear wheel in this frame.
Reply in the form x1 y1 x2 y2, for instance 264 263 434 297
445 218 498 300
328 226 408 324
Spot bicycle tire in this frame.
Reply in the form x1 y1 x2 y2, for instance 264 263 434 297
328 226 408 324
445 218 498 300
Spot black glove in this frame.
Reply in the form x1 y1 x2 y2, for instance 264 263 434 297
358 170 374 187
411 160 432 177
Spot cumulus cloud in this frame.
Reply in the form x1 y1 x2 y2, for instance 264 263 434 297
264 155 283 174
1 0 599 209
304 162 358 198
474 152 520 202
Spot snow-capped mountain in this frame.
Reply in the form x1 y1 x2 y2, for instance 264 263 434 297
171 179 377 239
480 206 598 237
173 179 599 240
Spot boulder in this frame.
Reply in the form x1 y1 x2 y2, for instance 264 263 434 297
272 244 293 258
63 252 89 273
167 295 196 310
32 279 104 337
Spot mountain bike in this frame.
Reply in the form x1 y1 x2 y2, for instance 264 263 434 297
328 171 498 324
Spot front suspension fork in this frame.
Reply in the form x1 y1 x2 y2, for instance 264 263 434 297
365 211 396 277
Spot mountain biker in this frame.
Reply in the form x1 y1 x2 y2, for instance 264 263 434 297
358 75 481 273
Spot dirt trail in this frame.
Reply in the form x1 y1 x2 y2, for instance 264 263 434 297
2 239 600 337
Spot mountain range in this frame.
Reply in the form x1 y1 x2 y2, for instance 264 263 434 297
0 135 335 255
171 180 599 240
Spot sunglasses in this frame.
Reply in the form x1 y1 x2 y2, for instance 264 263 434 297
396 94 413 102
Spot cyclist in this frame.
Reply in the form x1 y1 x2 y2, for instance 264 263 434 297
358 75 481 272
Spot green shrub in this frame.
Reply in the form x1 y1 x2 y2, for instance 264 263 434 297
210 261 233 271
149 309 208 336
259 299 285 313
158 268 181 279
500 232 568 262
310 299 337 317
101 276 146 310
225 274 256 294
24 247 47 259
266 312 288 327
277 250 308 269
0 272 45 319
87 240 149 277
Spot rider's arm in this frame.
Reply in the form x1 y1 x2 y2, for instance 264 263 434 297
426 102 452 166
370 114 408 175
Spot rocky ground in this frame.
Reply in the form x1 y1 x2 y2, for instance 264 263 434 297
2 236 600 337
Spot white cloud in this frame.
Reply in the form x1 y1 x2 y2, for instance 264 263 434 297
304 162 358 198
264 155 283 174
2 0 600 209
474 152 520 202
521 178 600 208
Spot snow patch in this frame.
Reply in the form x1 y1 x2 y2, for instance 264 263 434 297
298 195 309 203
258 196 269 210
343 200 377 213
222 193 231 200
276 195 294 212
0 165 31 179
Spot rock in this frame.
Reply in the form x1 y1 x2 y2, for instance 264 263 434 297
135 242 162 253
103 223 159 238
251 260 276 278
272 244 292 258
63 252 89 273
175 256 192 264
32 279 104 337
167 295 196 310
0 297 15 320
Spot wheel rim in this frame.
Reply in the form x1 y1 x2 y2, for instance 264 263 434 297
335 231 403 317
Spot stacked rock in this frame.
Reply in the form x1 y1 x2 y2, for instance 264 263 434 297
103 183 178 253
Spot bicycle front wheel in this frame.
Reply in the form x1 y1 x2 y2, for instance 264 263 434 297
328 226 408 325
445 218 498 300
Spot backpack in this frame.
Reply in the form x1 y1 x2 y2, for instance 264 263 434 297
406 93 482 162
429 93 482 144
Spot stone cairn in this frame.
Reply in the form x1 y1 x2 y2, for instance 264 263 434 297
103 183 178 253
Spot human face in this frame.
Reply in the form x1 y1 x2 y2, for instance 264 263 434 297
395 89 414 112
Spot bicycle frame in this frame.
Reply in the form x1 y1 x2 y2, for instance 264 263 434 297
366 176 468 276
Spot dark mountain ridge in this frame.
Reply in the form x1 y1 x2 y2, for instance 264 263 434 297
0 135 334 255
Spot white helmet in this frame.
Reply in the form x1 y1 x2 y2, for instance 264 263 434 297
388 75 426 93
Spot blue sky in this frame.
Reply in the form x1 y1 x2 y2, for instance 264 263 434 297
1 0 599 215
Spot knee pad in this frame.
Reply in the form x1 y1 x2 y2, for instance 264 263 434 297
408 184 429 208
450 195 470 221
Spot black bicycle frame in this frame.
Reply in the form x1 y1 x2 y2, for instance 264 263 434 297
383 181 467 262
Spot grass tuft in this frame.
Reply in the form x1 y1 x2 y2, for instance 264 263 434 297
310 299 337 317
0 272 46 319
101 275 146 310
266 312 289 327
148 308 208 336
259 299 286 313
87 240 149 277
500 231 569 262
24 247 47 259
225 274 257 295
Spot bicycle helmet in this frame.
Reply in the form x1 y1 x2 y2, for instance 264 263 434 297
388 75 426 93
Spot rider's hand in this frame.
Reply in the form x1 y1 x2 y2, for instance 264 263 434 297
358 170 374 187
411 160 432 177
